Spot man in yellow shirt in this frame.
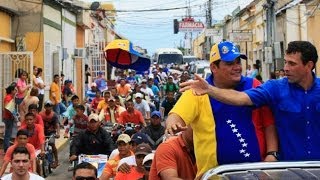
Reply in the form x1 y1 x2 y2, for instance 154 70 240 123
50 74 62 116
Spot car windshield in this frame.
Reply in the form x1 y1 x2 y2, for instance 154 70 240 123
158 54 183 64
183 57 197 63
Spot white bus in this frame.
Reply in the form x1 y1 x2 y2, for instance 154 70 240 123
153 48 183 65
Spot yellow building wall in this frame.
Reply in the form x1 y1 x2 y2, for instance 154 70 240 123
25 32 44 69
308 10 320 76
76 26 85 102
0 11 12 51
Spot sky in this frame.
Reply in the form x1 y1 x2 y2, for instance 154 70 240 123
83 0 253 56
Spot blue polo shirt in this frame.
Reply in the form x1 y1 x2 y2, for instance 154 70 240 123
245 76 320 161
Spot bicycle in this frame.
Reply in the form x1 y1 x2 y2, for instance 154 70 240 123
38 134 55 178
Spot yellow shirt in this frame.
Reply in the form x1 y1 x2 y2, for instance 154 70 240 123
170 90 217 178
49 82 61 104
97 100 108 112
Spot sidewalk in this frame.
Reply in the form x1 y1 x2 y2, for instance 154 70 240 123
0 130 68 174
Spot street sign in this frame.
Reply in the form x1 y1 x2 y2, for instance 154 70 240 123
229 32 253 42
205 29 221 36
179 18 205 32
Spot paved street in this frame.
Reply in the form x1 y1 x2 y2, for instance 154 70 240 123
46 142 73 179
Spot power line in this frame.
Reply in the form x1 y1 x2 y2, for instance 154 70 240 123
106 4 201 12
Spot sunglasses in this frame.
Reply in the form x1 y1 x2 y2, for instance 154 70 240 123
75 176 97 180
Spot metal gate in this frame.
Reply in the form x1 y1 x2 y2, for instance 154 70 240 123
0 52 33 124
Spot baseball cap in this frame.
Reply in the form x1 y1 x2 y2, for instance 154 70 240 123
135 143 152 156
88 113 100 122
117 134 131 144
135 92 143 98
44 100 53 107
131 133 149 145
108 97 115 102
143 153 155 165
91 82 97 87
210 41 247 63
151 111 161 119
141 79 147 83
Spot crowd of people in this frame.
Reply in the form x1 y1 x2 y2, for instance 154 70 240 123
1 60 185 179
1 40 320 180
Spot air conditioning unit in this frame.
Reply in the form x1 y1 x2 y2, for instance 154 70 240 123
74 48 85 58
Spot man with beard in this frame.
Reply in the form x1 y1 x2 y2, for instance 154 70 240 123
166 41 278 178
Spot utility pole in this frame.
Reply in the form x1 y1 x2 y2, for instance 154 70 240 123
206 0 212 60
264 0 276 79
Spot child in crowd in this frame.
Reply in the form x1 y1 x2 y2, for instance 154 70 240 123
64 104 88 138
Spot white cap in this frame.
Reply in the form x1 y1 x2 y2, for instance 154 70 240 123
88 113 100 122
135 92 143 98
143 153 155 165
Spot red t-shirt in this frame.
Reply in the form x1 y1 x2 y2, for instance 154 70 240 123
91 97 104 110
118 110 144 125
251 79 275 158
19 124 45 150
3 94 14 119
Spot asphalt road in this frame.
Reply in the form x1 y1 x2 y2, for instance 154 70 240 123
46 143 73 179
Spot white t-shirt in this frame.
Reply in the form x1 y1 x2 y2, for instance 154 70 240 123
140 87 154 97
2 172 45 180
36 77 45 95
109 149 119 160
134 100 150 118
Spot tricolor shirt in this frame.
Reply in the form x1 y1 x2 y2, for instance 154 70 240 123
170 75 274 177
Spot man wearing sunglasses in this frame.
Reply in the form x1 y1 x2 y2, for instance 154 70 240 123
72 162 97 180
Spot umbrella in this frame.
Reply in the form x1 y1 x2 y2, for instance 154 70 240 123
104 39 151 71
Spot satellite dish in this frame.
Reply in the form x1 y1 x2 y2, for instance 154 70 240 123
90 2 100 10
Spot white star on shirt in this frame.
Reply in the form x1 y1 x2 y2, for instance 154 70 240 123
244 153 250 157
230 124 236 128
239 138 245 143
226 120 232 124
239 149 246 154
232 128 238 133
242 143 248 147
236 133 242 137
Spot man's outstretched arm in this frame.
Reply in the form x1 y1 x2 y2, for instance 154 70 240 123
180 74 253 106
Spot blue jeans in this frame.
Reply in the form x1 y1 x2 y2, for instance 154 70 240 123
3 118 14 152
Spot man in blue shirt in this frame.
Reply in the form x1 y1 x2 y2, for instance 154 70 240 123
178 41 320 161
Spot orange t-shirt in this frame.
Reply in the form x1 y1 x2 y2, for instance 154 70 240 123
50 82 61 104
115 167 144 180
103 151 134 178
21 114 44 128
4 143 36 172
149 135 197 180
116 84 131 97
118 110 144 125
19 124 45 150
